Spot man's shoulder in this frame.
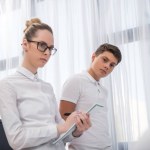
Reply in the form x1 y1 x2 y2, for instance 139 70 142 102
68 72 88 80
63 72 88 87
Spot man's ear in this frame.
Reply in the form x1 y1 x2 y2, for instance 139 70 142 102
92 52 96 62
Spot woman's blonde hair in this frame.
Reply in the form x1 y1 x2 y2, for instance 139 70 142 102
23 18 53 40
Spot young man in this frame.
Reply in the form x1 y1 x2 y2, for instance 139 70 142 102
59 43 122 150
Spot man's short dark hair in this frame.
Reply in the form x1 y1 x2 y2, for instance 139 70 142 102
95 43 122 64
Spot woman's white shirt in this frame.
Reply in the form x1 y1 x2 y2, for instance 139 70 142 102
0 67 73 150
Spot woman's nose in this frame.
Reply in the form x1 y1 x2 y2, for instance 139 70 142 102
44 48 51 55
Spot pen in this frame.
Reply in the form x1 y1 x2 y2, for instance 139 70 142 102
64 113 71 116
64 112 83 124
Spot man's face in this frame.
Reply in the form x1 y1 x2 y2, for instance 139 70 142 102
89 51 118 80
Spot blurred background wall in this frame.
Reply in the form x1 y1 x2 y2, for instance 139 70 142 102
0 0 150 149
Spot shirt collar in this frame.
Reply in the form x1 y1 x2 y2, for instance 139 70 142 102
17 67 39 81
84 71 101 84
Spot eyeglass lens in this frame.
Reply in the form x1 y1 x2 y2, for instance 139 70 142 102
38 42 56 55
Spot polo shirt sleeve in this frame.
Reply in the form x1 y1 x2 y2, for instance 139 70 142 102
60 76 81 104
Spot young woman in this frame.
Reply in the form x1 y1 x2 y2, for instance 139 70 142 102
0 18 91 150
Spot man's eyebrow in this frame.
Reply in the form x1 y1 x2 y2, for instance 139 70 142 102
103 56 117 65
102 56 109 60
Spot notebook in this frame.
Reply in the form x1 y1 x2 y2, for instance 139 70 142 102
52 103 104 144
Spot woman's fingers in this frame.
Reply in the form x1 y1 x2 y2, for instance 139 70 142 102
75 112 91 131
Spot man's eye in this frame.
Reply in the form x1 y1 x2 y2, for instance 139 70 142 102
110 64 115 67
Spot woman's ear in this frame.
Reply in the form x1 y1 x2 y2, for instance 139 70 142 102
21 39 28 52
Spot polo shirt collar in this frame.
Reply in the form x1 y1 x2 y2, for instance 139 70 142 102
84 71 101 84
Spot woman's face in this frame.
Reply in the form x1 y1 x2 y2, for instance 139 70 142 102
22 29 54 72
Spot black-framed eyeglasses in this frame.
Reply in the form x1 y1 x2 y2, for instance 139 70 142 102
27 40 57 55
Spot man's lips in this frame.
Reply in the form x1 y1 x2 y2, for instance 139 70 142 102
100 69 107 74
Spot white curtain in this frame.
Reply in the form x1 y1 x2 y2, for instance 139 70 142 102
0 0 150 150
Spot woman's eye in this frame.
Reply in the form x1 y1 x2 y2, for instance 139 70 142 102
38 43 47 51
40 42 47 48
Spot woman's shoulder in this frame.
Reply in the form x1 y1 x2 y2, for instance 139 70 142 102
0 73 17 84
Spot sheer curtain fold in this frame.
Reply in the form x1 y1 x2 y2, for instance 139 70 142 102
0 0 150 150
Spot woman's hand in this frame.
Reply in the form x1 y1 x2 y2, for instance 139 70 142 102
72 112 91 137
57 111 91 136
57 111 79 135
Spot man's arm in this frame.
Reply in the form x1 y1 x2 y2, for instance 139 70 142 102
59 100 76 120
